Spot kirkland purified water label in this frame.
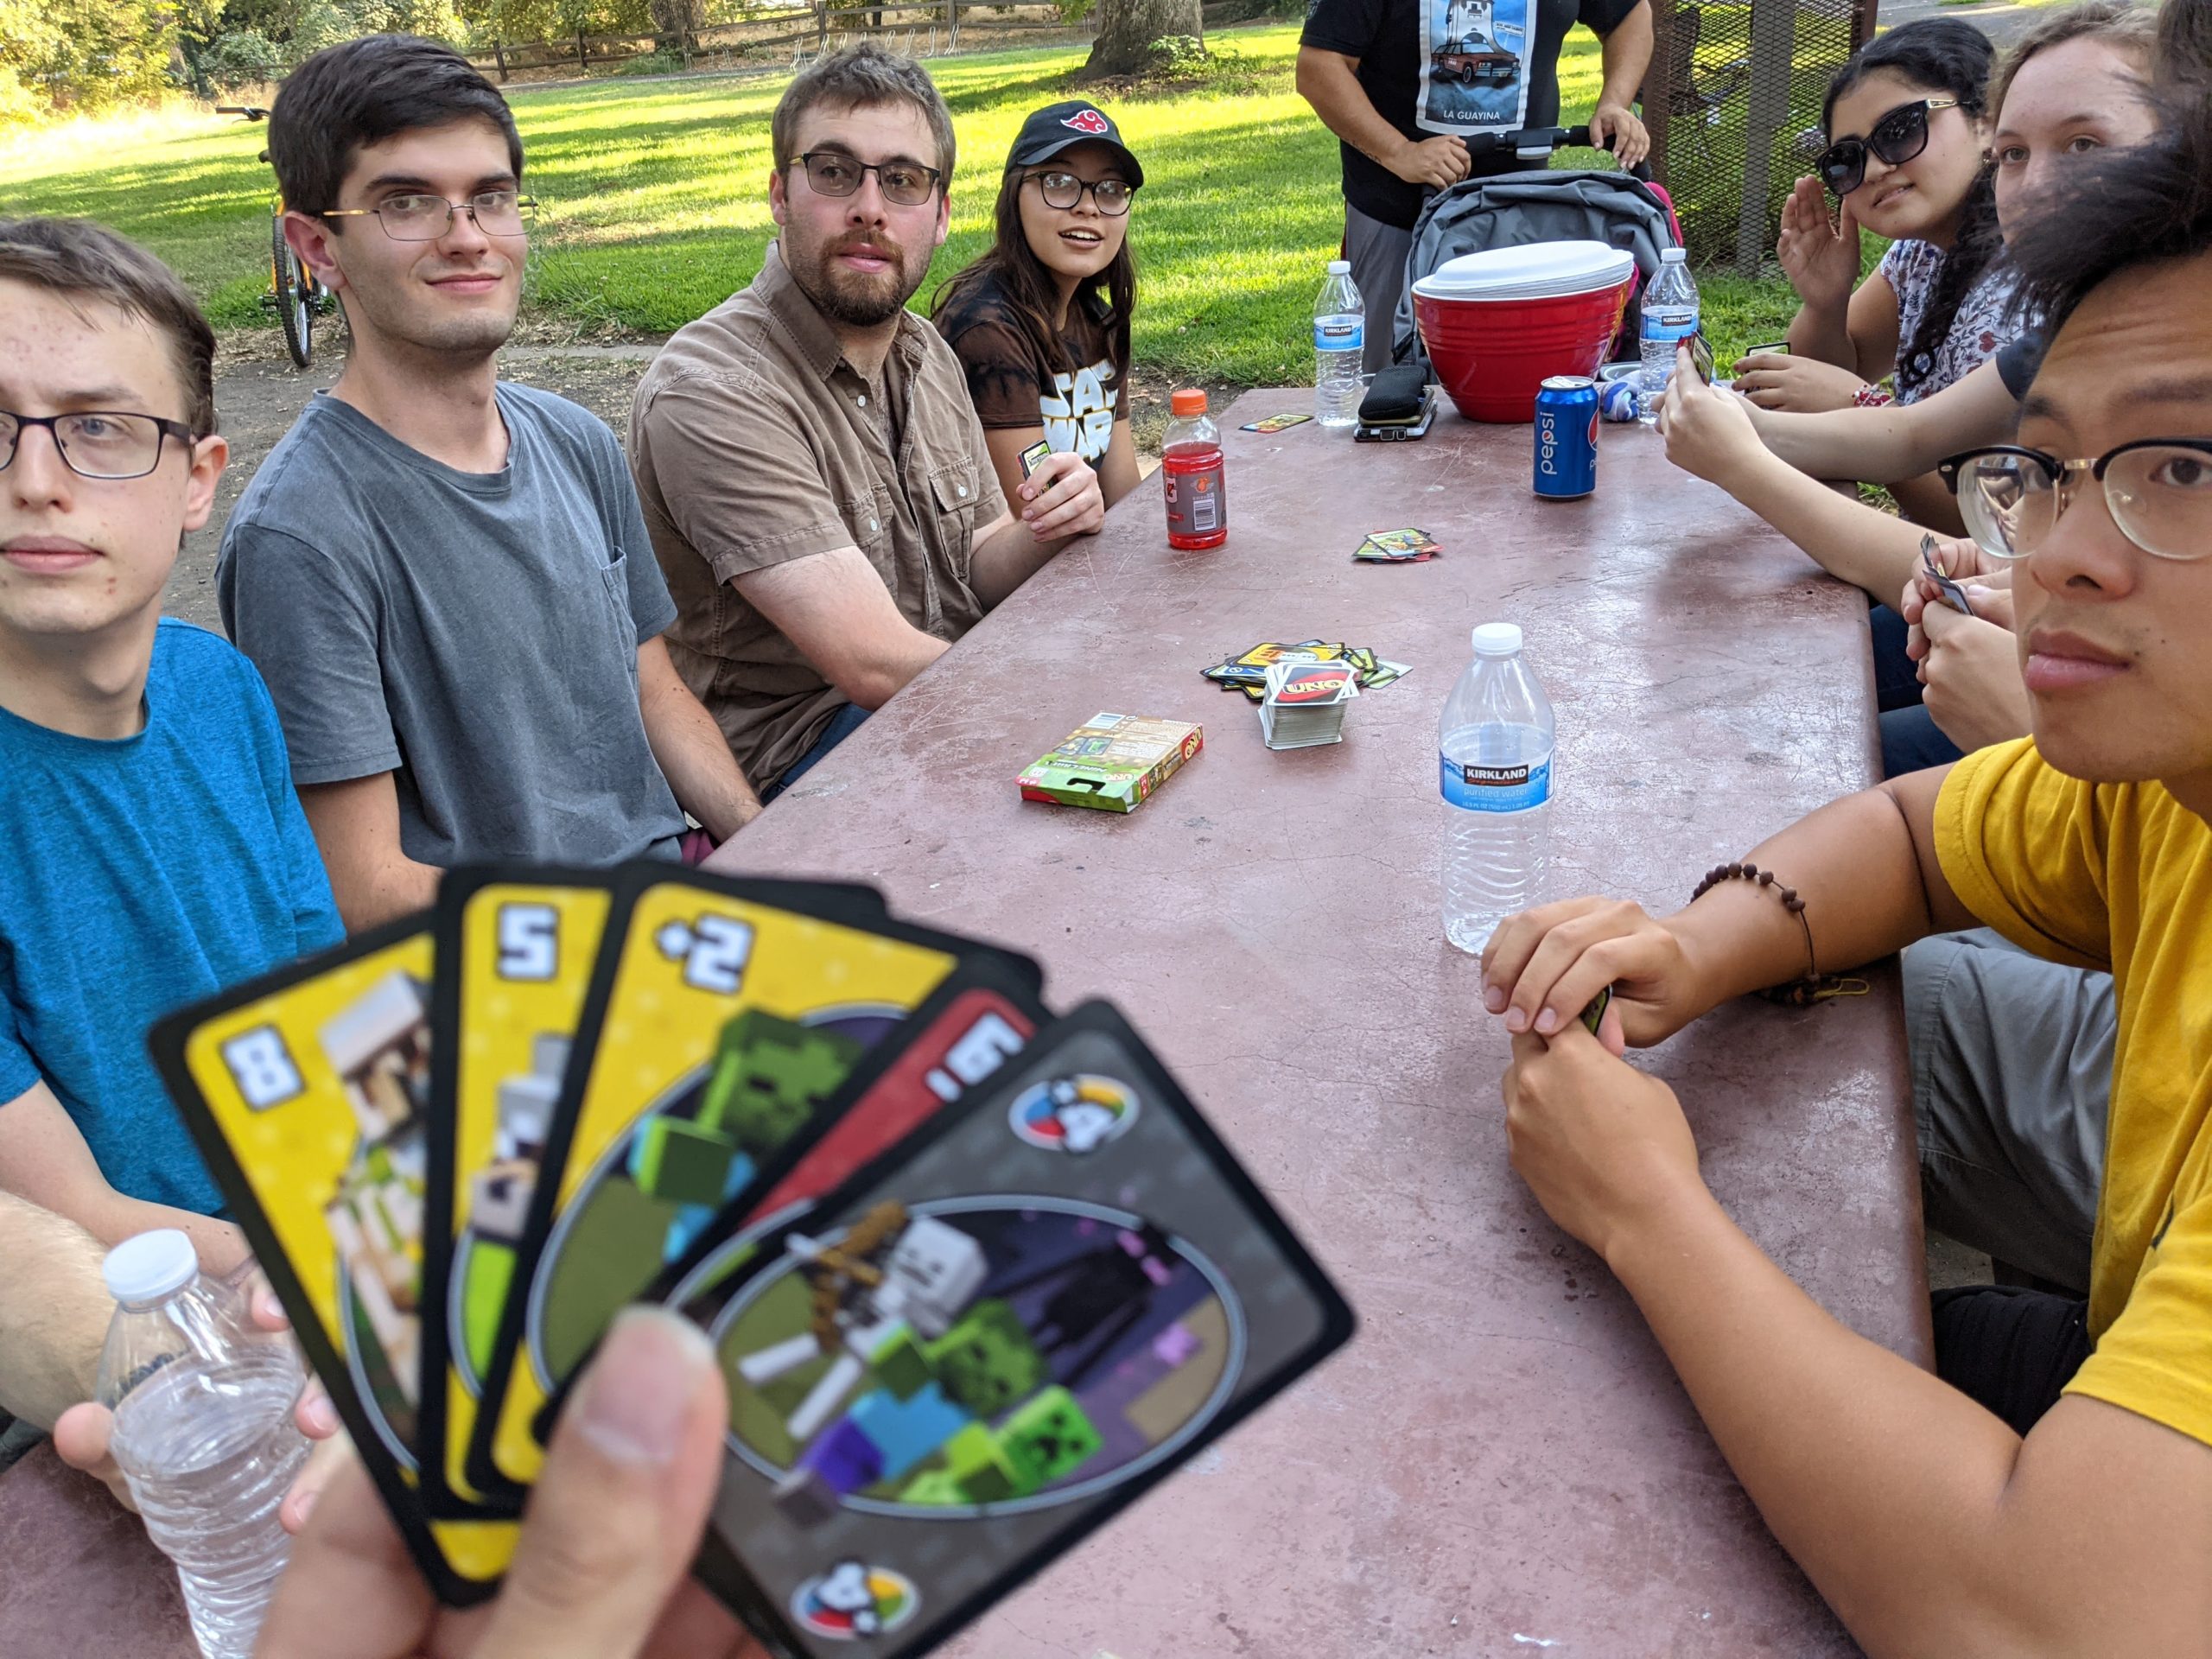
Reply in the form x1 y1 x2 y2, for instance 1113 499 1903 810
1315 315 1363 353
1642 305 1698 344
1441 753 1552 811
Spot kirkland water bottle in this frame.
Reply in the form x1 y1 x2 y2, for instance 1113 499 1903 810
1314 259 1365 428
1637 247 1700 425
1440 623 1556 953
97 1231 309 1659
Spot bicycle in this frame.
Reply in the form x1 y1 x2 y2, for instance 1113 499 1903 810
218 103 330 368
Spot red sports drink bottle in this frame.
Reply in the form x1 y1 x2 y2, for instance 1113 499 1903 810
1161 389 1228 550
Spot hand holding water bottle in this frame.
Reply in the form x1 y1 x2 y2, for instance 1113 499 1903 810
56 1257 343 1530
1637 248 1700 426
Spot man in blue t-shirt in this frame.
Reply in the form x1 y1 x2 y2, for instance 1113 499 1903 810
0 217 344 1270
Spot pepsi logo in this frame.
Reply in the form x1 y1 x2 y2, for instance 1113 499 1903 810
1061 109 1111 135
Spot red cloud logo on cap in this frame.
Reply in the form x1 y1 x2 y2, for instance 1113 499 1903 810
1060 109 1111 135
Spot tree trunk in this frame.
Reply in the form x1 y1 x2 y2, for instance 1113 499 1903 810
648 0 706 55
1077 0 1201 79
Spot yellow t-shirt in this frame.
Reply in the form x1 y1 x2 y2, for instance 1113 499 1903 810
1936 739 2212 1447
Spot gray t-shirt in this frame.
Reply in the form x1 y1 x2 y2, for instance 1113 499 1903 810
219 385 687 868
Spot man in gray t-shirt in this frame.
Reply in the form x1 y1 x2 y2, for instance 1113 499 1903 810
220 35 761 931
221 384 693 872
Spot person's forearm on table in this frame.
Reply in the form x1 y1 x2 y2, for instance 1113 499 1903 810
638 639 762 842
969 513 1074 609
1668 772 1968 1011
1603 1185 2164 1658
1708 442 1931 601
1753 360 2017 485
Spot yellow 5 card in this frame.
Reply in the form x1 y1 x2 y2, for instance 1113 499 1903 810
151 918 510 1605
466 868 1038 1499
417 869 615 1531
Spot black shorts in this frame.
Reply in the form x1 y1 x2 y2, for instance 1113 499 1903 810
1932 1284 2094 1436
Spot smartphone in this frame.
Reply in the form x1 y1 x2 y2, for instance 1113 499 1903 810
1354 399 1436 442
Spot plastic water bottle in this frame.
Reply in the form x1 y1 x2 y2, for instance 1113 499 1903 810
97 1231 309 1659
1313 259 1365 429
1440 623 1556 953
1637 246 1700 426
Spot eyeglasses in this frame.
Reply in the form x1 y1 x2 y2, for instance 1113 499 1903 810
1 409 198 480
1816 99 1962 196
319 190 537 241
1939 440 2212 563
791 151 943 207
1022 171 1135 216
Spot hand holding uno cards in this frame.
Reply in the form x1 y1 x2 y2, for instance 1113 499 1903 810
153 862 1355 1653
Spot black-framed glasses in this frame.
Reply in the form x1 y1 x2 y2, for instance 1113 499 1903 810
1022 170 1135 216
791 151 943 207
1816 98 1962 196
319 189 537 242
1 410 198 481
1939 440 2212 563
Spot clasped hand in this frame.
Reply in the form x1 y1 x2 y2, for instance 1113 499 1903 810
1481 899 1712 1262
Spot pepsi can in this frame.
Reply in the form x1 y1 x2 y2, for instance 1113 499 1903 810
1533 375 1599 499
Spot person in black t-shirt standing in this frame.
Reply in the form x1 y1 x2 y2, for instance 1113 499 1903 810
1299 0 1654 372
933 100 1143 512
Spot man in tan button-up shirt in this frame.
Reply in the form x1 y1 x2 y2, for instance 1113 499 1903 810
631 47 1105 798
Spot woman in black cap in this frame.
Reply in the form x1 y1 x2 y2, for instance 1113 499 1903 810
932 99 1143 516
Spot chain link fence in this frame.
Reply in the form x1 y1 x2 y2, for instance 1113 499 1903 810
1643 0 1877 274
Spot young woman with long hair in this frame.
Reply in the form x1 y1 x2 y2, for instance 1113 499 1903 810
933 100 1142 514
1738 19 2012 425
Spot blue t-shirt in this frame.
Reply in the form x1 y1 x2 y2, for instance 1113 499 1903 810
0 620 345 1214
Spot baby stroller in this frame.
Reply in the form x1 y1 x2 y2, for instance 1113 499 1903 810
1392 124 1684 370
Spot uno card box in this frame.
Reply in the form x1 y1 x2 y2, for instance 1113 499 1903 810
1017 714 1202 815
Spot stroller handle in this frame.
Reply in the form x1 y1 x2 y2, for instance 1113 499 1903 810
1461 124 1655 183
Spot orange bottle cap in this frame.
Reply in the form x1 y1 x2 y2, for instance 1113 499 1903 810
1170 389 1207 416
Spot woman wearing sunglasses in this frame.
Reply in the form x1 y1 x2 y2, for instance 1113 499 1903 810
1741 21 2014 479
933 100 1143 517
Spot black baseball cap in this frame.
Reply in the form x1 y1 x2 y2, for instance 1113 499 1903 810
1005 100 1144 189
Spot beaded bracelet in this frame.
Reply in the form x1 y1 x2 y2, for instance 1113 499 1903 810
1852 384 1895 409
1690 861 1867 1007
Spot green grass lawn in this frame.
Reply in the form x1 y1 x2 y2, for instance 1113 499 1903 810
6 25 1815 387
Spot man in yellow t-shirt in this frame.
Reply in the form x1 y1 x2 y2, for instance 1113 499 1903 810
1474 51 2212 1658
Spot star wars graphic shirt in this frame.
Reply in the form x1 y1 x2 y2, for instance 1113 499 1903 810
936 275 1127 472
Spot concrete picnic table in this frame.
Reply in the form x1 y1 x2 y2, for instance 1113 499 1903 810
704 388 1929 1655
0 1441 193 1656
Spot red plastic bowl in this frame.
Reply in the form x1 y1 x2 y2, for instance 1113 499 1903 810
1414 280 1632 423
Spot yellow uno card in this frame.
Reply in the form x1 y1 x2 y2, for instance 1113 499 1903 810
151 919 509 1604
416 871 614 1535
467 869 1032 1497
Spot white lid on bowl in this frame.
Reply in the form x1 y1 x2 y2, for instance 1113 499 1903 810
1413 240 1637 301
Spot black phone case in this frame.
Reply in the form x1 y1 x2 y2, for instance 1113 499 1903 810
1357 364 1427 424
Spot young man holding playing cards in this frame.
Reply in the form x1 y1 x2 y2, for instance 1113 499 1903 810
1482 92 2212 1651
0 217 342 1273
222 35 762 932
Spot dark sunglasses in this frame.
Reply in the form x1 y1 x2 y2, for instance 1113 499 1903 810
1816 98 1962 197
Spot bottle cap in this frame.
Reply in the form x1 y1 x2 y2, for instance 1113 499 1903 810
1471 622 1523 657
103 1230 200 1305
1660 246 1688 263
1326 259 1351 275
1170 389 1207 416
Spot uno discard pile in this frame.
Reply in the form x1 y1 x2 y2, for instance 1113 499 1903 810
150 863 1354 1656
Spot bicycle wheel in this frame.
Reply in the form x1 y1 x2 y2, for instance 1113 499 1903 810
272 212 313 368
